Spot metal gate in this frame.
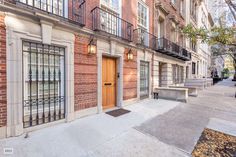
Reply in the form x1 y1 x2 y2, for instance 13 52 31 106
140 61 149 99
23 41 65 128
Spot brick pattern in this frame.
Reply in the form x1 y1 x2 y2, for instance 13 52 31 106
123 48 137 100
0 14 7 127
84 0 99 30
74 34 97 111
155 0 186 43
122 0 154 34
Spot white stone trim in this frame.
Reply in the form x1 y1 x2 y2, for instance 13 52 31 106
0 126 7 139
123 98 139 106
97 39 124 111
24 119 66 133
5 15 75 137
40 21 53 45
75 107 98 119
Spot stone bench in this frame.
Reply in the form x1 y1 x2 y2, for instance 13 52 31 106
184 79 206 90
206 78 213 87
153 87 188 103
169 86 198 97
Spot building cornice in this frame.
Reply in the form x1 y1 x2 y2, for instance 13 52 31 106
155 2 170 15
169 14 180 24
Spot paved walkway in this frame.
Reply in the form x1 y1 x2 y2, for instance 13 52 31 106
1 99 188 157
136 79 236 154
0 79 235 157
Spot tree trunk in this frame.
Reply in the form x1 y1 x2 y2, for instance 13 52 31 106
233 55 236 81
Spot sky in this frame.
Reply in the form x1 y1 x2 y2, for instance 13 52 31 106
208 0 236 26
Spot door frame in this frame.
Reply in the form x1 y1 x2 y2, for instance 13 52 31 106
97 54 123 112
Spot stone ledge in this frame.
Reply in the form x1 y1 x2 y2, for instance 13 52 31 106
169 86 198 97
207 118 236 137
154 87 188 102
0 126 6 139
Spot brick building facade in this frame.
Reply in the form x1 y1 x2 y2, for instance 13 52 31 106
74 34 98 111
0 14 7 133
0 0 194 138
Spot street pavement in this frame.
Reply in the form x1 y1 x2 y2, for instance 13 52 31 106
0 79 235 157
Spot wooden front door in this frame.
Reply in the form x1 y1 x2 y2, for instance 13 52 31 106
102 57 116 109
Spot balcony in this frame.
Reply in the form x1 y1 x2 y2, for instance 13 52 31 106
14 0 86 26
133 28 157 49
91 7 133 42
156 37 191 61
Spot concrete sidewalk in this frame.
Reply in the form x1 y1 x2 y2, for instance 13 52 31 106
136 79 236 153
1 79 235 157
0 99 188 157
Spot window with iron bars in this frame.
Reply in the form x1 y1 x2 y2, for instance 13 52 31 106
23 41 65 128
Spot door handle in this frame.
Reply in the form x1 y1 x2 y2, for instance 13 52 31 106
104 83 112 86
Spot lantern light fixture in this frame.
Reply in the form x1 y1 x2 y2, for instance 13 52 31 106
127 49 134 60
88 37 96 55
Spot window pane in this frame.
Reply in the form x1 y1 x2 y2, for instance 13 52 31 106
138 2 148 29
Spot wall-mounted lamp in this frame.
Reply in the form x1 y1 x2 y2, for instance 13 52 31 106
88 37 96 55
127 49 134 61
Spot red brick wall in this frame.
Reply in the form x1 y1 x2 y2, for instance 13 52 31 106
0 14 7 127
156 0 185 41
67 0 99 29
122 0 154 34
85 0 99 30
122 0 137 29
123 48 137 100
146 0 154 34
74 34 97 111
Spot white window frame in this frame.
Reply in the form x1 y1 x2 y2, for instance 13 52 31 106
171 0 176 5
137 1 149 46
100 0 122 36
100 0 121 16
20 0 67 17
100 0 120 12
137 1 149 30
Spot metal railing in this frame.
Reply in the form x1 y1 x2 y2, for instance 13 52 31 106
14 0 86 26
156 37 191 61
181 48 191 59
91 7 133 42
133 28 157 49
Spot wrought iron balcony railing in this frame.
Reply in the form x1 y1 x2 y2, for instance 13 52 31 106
156 37 191 61
133 28 157 49
181 48 192 60
91 7 133 42
13 0 86 26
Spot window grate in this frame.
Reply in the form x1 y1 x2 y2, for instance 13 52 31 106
23 41 65 128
